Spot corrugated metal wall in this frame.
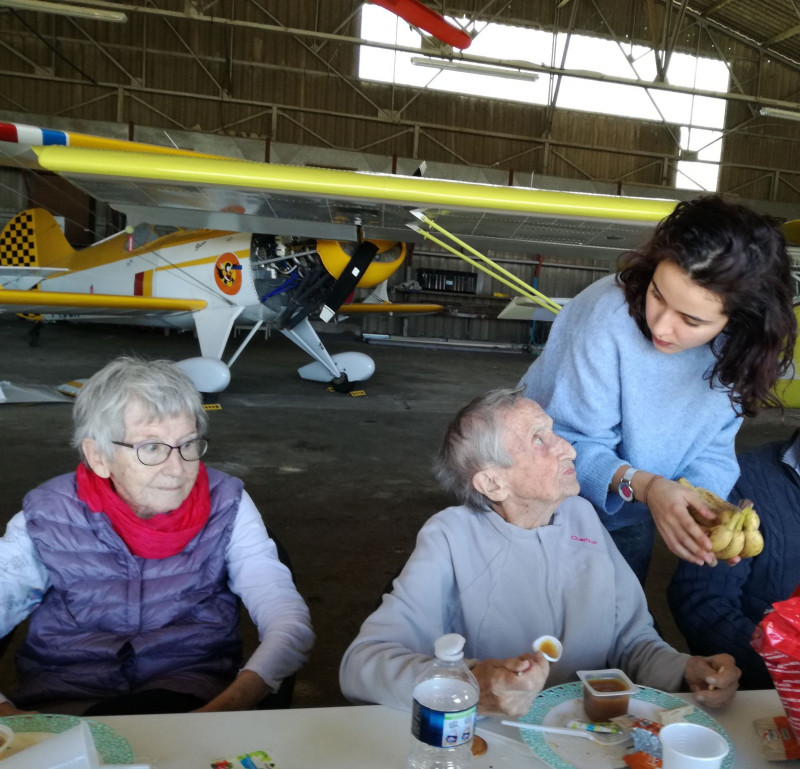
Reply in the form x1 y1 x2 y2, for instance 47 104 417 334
359 245 610 343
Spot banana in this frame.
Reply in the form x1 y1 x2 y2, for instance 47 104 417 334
717 508 734 527
741 529 765 558
707 524 734 552
678 477 734 527
677 478 763 559
715 530 746 560
743 507 760 531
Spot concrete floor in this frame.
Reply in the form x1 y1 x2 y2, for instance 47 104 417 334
0 316 797 709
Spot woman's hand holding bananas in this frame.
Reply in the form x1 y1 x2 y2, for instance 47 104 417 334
678 478 764 561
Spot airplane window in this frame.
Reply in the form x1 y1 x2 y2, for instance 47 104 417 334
153 225 181 239
127 223 181 250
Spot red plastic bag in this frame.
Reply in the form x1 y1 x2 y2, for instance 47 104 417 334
752 589 800 737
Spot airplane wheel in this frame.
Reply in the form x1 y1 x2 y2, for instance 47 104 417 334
330 375 354 393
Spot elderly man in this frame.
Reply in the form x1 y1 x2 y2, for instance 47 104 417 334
339 388 739 716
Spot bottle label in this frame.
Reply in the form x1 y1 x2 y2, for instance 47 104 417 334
411 699 477 748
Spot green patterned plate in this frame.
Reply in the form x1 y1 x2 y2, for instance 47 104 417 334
518 681 735 769
0 713 134 763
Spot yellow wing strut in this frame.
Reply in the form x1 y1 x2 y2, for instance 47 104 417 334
409 212 562 316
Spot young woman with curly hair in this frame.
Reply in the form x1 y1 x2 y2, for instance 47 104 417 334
519 195 797 585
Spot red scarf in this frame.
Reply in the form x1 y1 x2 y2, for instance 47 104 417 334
76 462 211 559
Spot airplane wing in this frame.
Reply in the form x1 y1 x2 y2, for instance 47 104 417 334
0 288 206 316
25 144 675 261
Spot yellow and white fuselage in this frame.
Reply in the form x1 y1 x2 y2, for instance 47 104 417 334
0 210 376 391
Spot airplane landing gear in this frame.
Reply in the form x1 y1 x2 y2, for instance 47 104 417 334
297 350 376 389
330 374 354 393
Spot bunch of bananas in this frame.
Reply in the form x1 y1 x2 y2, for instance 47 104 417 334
678 478 764 560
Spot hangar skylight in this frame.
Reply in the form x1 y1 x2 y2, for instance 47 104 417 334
359 5 729 192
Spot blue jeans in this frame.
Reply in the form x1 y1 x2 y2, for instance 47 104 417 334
608 517 656 587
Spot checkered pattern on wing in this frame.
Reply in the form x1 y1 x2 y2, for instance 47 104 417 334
0 211 37 266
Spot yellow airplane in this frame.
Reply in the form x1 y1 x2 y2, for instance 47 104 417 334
0 124 450 393
0 121 679 393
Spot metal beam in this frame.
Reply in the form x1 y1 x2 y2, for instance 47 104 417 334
66 16 140 85
4 65 800 173
764 25 800 47
700 0 736 16
4 5 800 112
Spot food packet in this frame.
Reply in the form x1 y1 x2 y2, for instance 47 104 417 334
751 588 800 739
622 752 662 769
211 750 279 769
754 716 800 761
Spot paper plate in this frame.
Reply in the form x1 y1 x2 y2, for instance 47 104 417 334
518 681 735 769
0 713 134 763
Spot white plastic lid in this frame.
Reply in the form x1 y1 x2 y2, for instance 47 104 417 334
434 633 466 661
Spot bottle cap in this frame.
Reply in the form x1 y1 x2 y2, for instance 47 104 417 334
434 633 466 661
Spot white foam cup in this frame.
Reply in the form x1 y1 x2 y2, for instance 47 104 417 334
0 724 13 753
0 720 99 769
659 722 729 769
532 635 563 662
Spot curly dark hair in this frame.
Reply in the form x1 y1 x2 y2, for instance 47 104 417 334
617 195 797 416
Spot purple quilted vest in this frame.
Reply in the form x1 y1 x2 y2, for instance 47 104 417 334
15 467 243 705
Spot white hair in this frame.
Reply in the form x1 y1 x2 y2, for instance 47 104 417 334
72 356 208 462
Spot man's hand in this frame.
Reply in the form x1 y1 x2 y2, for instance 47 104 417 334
471 653 549 717
194 670 271 712
684 654 739 708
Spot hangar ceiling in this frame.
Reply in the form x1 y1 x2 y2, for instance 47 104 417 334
1 1 800 205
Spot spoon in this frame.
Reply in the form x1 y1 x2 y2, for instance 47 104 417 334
502 720 631 746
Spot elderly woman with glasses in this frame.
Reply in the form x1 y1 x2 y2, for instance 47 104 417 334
0 356 313 717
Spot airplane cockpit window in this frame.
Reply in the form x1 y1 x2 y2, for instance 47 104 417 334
127 223 182 250
153 224 181 239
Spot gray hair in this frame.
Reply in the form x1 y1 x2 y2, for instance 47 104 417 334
434 386 526 511
72 356 208 462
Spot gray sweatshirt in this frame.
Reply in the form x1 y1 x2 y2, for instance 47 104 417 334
340 496 688 709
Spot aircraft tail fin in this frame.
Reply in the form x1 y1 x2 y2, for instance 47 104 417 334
0 208 74 268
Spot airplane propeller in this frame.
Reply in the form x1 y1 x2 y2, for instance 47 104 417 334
318 240 380 323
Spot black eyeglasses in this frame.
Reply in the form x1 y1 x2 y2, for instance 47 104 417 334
111 437 209 466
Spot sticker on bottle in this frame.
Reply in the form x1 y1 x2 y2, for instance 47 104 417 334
411 700 477 748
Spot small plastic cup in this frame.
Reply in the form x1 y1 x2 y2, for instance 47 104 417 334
532 635 563 662
576 668 638 722
0 724 13 753
659 722 729 769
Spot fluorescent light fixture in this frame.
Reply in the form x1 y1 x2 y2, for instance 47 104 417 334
0 0 127 22
759 106 800 122
411 57 539 82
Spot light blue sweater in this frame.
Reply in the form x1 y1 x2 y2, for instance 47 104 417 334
519 274 741 530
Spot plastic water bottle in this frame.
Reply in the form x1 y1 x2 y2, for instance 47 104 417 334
407 633 480 769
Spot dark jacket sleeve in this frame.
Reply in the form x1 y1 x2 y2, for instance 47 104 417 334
668 435 800 690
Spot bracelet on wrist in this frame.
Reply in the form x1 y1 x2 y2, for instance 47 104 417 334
643 474 664 507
